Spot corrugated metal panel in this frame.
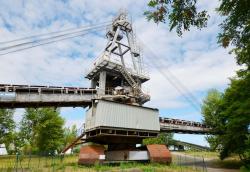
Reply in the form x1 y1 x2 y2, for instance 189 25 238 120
85 107 95 130
85 100 160 131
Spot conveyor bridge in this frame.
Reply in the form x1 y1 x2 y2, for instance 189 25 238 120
0 84 210 135
0 84 96 108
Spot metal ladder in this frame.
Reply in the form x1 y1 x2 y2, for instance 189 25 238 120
118 65 150 104
118 65 139 91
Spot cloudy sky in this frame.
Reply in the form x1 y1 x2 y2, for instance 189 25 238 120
0 0 239 146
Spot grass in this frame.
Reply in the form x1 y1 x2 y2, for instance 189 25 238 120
207 157 243 169
89 162 203 172
181 150 219 158
0 154 204 172
175 150 244 170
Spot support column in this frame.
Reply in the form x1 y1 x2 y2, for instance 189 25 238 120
98 71 106 96
91 80 97 88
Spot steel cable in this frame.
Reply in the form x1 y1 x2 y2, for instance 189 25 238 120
139 39 201 112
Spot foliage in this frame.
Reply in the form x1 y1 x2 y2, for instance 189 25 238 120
36 108 64 154
218 74 250 166
20 108 65 154
19 108 40 149
0 109 15 150
143 133 175 145
144 0 209 36
217 0 250 71
201 89 223 151
146 0 250 168
63 125 77 149
202 75 250 166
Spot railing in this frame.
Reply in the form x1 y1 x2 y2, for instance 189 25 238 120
172 153 207 172
85 52 150 79
0 84 97 95
159 117 211 134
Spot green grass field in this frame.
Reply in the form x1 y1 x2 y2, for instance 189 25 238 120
181 150 219 158
177 151 244 170
0 154 204 172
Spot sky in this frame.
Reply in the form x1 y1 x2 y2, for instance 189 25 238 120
0 0 239 146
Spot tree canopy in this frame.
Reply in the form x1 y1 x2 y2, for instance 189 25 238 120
63 125 77 149
143 133 175 146
202 79 250 165
20 108 65 154
0 109 15 146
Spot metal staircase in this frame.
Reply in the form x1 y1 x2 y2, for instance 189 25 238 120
118 65 150 104
118 65 138 89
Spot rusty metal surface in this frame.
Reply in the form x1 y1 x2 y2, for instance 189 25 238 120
78 145 105 165
146 144 172 164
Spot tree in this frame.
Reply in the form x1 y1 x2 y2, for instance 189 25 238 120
202 77 250 166
19 108 65 154
19 108 41 149
143 133 175 146
144 0 209 36
36 108 64 154
0 109 15 146
146 0 250 167
63 125 77 148
144 0 250 71
201 89 223 151
218 74 250 165
202 89 224 133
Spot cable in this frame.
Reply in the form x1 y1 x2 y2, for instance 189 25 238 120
0 27 106 56
0 21 112 45
0 23 111 51
139 39 201 112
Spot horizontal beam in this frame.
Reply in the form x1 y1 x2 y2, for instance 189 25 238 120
0 84 97 108
159 117 211 134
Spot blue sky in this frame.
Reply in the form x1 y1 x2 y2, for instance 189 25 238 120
0 0 239 146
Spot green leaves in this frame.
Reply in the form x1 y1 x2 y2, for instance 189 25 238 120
148 0 158 7
0 109 15 144
217 0 250 71
202 74 250 165
20 108 65 154
143 133 175 145
144 0 209 36
63 125 77 148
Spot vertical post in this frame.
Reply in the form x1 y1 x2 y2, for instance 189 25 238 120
91 80 96 88
98 71 106 96
15 153 19 172
108 26 121 57
38 153 41 168
126 32 138 72
52 155 55 172
28 151 31 169
118 44 125 66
